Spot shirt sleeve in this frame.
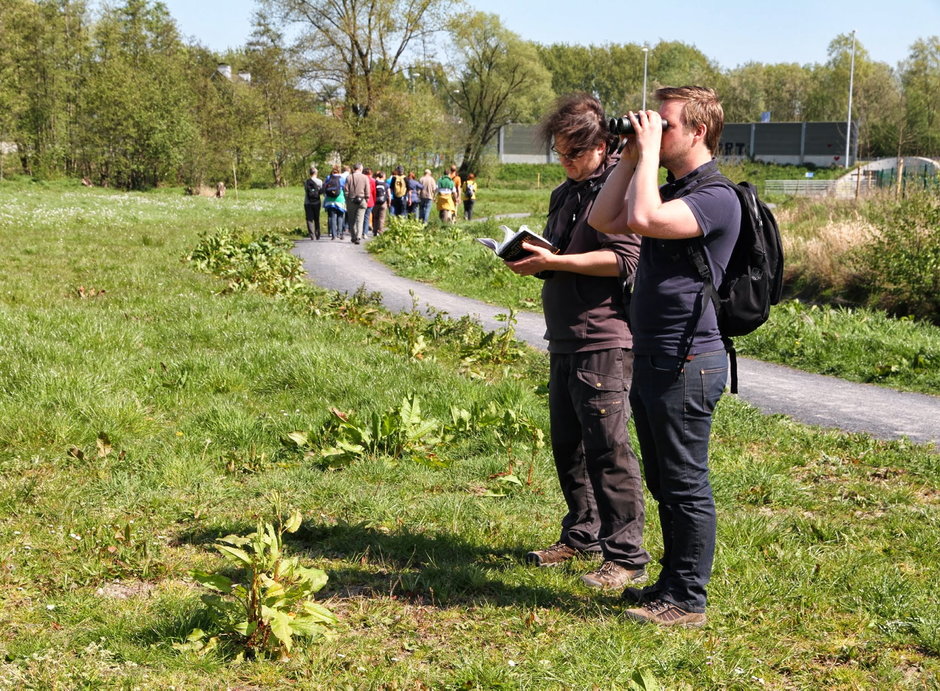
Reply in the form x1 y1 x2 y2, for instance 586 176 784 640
597 229 641 279
681 184 740 237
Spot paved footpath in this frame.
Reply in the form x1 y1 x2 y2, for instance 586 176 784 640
294 236 939 450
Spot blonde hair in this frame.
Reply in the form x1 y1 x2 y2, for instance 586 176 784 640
655 86 724 154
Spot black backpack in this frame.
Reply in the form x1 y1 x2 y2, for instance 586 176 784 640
323 174 342 197
683 176 784 393
374 181 387 205
305 178 321 204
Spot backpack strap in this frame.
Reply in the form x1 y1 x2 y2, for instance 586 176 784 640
672 170 742 392
682 240 740 393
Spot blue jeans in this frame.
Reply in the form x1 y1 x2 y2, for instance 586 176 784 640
418 199 432 223
630 350 727 612
327 207 345 239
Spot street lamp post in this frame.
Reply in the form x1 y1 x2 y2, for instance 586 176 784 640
845 30 856 169
641 45 649 110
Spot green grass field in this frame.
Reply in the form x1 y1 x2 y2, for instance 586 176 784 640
0 179 938 689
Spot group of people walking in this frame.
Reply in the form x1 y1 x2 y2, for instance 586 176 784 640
303 163 477 241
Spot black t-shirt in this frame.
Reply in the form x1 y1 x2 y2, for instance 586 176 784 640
630 161 741 356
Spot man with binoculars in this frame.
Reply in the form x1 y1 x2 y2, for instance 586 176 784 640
590 86 741 627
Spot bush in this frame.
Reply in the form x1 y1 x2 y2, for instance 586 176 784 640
849 193 940 324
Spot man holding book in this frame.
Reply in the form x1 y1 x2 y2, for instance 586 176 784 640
505 93 649 590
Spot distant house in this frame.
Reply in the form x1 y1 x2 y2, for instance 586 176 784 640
0 142 17 155
214 64 251 84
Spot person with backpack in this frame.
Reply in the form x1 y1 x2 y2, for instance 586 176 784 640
405 171 423 218
589 86 742 628
389 166 408 217
503 93 650 597
462 173 477 221
372 171 389 234
303 165 323 240
322 165 347 241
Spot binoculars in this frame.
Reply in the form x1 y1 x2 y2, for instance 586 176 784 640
608 116 670 135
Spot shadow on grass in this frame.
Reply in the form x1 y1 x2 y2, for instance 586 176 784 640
173 519 609 615
294 520 605 613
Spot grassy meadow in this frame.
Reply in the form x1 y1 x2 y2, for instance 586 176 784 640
0 178 938 689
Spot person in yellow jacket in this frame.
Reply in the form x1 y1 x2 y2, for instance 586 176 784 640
435 173 457 222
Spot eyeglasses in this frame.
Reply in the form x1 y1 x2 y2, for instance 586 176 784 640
551 145 588 162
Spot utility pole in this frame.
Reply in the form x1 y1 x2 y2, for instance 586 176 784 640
845 30 856 169
641 45 650 111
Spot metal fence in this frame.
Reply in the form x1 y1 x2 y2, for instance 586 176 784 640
765 158 940 198
763 179 865 199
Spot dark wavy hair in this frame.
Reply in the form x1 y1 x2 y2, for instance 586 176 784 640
538 92 615 155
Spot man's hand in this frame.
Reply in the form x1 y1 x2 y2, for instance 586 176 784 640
505 242 556 276
629 110 664 160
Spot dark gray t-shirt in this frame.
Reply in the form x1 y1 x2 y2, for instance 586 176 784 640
630 161 741 356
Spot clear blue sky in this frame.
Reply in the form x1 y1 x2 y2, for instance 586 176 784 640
152 0 938 69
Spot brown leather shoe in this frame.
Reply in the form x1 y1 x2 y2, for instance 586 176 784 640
581 561 647 589
526 541 590 567
624 599 706 627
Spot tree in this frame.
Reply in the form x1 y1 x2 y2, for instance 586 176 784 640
806 34 906 158
536 43 600 99
0 0 90 178
900 36 940 155
762 63 813 121
537 43 649 115
76 0 197 188
447 12 553 175
245 12 315 186
0 0 34 178
536 41 721 117
722 62 769 122
265 0 448 120
646 41 724 96
723 62 812 122
184 46 268 189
